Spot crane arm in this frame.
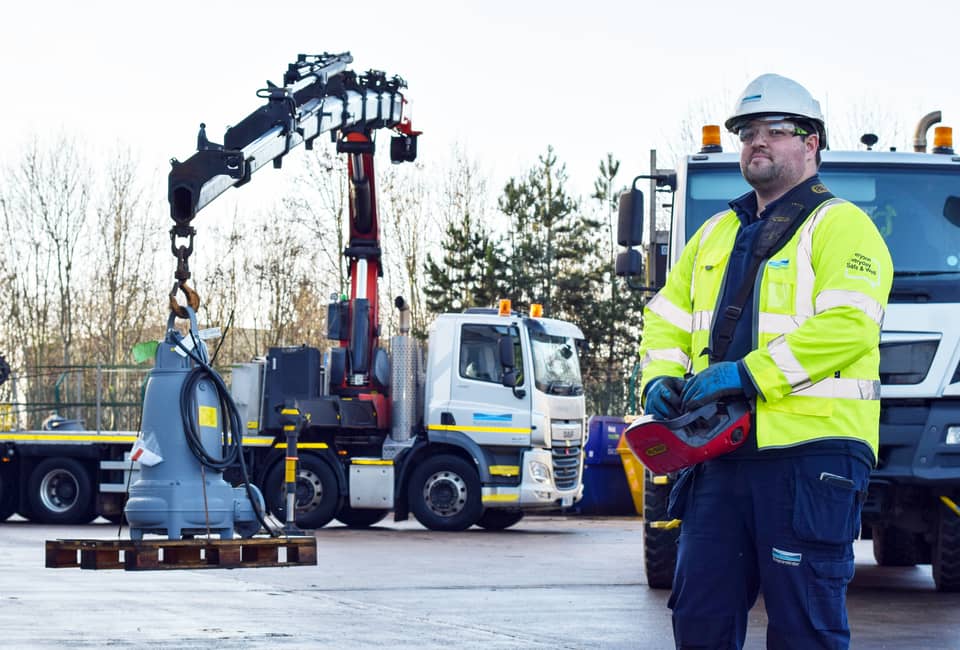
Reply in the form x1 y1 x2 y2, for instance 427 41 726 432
168 52 416 227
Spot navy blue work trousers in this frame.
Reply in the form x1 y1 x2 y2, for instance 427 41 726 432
667 454 870 649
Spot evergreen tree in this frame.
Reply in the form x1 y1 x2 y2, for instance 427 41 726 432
588 153 647 415
423 212 505 314
498 146 603 317
423 149 506 314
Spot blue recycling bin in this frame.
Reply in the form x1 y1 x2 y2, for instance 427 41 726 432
576 416 635 515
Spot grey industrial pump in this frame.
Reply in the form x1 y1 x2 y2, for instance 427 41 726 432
124 308 264 540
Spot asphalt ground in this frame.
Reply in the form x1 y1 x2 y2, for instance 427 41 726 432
0 515 957 649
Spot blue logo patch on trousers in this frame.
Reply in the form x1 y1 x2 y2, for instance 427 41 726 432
772 547 802 566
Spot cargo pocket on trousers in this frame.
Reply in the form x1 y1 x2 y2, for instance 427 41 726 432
667 466 695 520
807 558 854 632
792 466 859 545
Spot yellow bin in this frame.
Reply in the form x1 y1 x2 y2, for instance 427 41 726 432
616 425 644 517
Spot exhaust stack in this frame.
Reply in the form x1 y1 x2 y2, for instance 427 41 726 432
390 296 418 443
913 111 942 152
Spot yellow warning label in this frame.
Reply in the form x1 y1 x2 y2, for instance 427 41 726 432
645 443 668 457
198 406 218 428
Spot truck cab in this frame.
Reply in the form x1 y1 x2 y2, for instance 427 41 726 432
425 311 587 513
622 123 960 591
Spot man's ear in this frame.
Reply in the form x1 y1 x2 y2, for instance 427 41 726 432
805 133 820 160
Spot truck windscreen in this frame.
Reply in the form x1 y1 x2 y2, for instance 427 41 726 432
529 331 584 396
685 164 960 275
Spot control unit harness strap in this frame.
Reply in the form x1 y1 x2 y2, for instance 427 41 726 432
705 183 835 363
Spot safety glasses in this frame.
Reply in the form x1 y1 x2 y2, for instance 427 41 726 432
737 120 810 144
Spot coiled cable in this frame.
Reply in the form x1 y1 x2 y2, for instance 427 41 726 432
176 336 278 537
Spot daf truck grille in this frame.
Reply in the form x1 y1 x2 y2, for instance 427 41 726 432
879 340 938 385
552 445 582 490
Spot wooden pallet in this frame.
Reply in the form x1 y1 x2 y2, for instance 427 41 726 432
45 535 317 571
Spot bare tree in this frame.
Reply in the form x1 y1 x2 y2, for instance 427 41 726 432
245 207 319 348
199 216 258 364
379 160 432 337
825 98 913 152
663 97 740 165
27 138 90 367
0 137 93 427
84 148 163 364
283 148 350 298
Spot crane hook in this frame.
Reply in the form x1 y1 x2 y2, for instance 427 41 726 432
169 281 201 319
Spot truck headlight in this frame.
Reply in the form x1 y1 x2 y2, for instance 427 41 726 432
529 461 551 484
947 426 960 445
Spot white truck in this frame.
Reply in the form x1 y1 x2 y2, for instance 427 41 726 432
231 300 587 531
619 113 960 591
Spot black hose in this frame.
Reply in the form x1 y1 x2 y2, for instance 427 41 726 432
176 338 278 537
179 365 239 471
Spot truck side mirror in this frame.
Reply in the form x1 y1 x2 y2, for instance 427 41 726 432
498 335 522 390
617 188 646 279
618 188 645 246
616 249 644 277
498 335 516 369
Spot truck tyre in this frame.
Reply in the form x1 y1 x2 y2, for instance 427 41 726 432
408 454 482 531
644 469 679 590
872 525 922 566
933 501 960 592
476 509 524 530
0 467 16 521
265 454 339 530
335 506 389 528
26 457 96 524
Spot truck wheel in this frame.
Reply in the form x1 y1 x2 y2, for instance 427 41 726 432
476 509 524 530
26 457 96 524
644 469 679 590
0 467 16 521
335 506 389 528
872 525 922 566
265 454 339 530
408 454 482 531
933 502 960 592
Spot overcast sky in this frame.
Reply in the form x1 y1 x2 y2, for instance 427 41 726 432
3 0 958 217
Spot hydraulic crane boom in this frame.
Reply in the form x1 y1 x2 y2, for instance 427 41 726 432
166 52 420 417
168 52 416 224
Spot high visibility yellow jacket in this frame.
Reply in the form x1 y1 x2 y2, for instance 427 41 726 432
639 196 893 459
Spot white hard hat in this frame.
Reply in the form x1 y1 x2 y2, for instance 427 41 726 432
725 73 827 149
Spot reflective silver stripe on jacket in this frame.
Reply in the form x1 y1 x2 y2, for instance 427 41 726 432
690 212 730 304
768 335 811 388
640 348 692 373
794 198 844 318
758 312 806 334
792 377 881 400
815 289 885 327
692 310 713 332
647 294 693 333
